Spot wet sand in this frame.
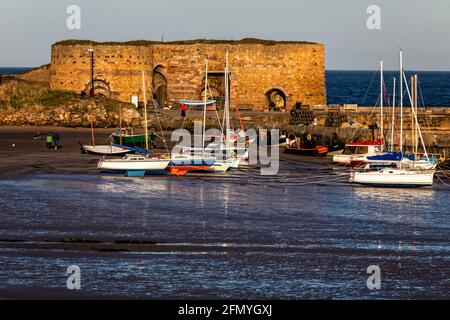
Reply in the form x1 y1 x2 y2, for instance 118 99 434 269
0 126 108 178
0 126 333 179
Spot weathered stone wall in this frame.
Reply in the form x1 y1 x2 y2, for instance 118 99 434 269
50 44 151 101
49 40 326 111
17 64 51 84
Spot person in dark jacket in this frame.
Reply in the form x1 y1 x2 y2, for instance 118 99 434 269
52 132 61 150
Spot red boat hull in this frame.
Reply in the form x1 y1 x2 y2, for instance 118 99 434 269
285 145 328 157
167 165 211 176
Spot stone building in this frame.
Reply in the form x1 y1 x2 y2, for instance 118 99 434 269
49 39 327 111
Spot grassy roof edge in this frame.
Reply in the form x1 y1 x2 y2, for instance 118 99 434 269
53 38 320 47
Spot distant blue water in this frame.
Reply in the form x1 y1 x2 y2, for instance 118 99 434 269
0 67 32 75
326 70 450 107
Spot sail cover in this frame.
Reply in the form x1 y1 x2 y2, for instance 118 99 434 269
367 152 403 162
111 144 149 155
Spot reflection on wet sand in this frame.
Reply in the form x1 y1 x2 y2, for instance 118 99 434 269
0 159 449 299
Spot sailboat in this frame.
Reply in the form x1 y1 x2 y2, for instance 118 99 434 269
212 49 241 171
81 116 132 156
82 144 131 156
166 59 217 175
400 74 438 170
333 139 384 166
98 71 170 177
350 50 435 188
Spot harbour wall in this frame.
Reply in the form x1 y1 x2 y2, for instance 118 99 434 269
145 107 450 155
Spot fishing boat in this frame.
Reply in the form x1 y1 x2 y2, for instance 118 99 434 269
285 133 328 156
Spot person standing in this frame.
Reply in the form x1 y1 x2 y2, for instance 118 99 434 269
46 134 54 149
149 131 156 149
52 131 61 150
180 103 187 118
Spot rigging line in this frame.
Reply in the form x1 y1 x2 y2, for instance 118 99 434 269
361 70 378 106
207 81 224 135
417 78 426 108
416 78 434 136
435 172 450 187
145 71 170 155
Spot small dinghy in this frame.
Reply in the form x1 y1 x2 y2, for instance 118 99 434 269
285 133 328 156
80 143 132 156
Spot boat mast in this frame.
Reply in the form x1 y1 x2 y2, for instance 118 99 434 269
411 75 416 158
90 117 95 147
380 60 384 144
225 50 231 146
141 70 149 151
402 71 429 161
119 105 123 145
414 74 419 156
391 77 396 152
202 59 208 154
399 49 404 153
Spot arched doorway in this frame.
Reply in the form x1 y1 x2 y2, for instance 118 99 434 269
266 88 286 112
200 73 226 110
84 79 112 97
152 66 167 108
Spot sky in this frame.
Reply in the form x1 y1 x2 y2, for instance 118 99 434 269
1 0 450 70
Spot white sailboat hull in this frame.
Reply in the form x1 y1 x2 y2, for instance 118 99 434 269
206 161 231 173
83 145 131 156
401 159 438 170
350 169 434 187
333 154 368 165
98 157 170 172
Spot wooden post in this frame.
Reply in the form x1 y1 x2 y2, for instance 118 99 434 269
90 117 95 147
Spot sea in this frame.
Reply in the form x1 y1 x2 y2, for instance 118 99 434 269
2 67 450 107
326 70 450 107
0 162 449 299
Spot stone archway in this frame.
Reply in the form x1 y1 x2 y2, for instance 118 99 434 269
152 65 167 107
84 79 112 97
200 73 226 110
266 88 286 112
